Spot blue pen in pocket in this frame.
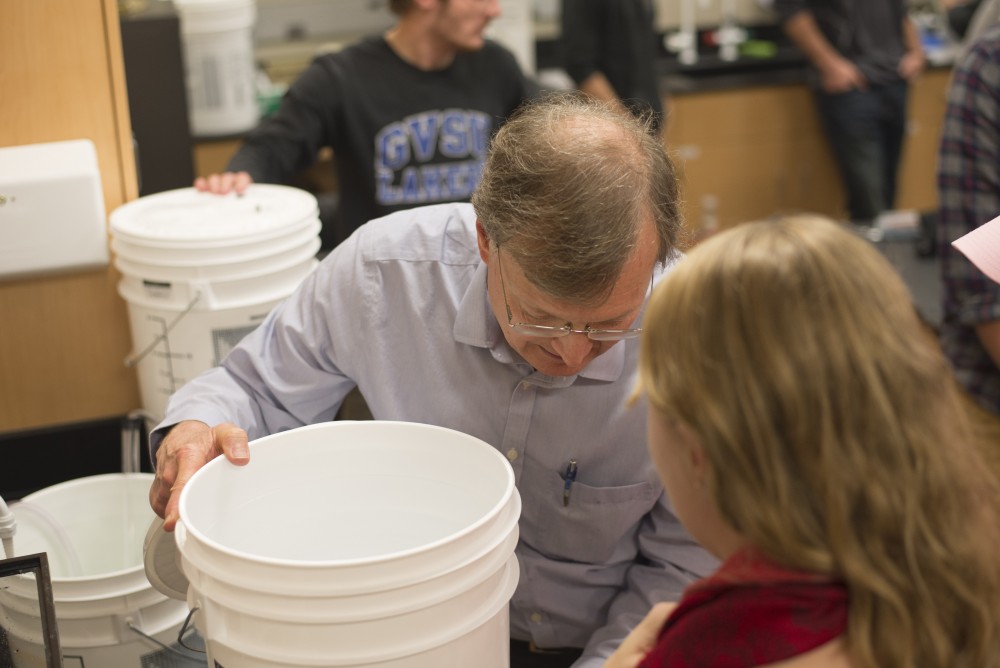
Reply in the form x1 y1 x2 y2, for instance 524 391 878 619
563 459 578 507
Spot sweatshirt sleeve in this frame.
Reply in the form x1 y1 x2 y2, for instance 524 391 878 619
227 55 341 183
773 0 809 24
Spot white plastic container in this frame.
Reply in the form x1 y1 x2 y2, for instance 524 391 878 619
0 139 108 281
174 0 259 137
0 473 203 667
109 185 320 421
147 421 521 668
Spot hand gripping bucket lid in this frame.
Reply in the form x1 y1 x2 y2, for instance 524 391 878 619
109 185 321 421
143 421 522 668
0 473 203 666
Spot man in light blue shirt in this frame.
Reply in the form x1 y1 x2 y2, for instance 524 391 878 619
149 94 717 667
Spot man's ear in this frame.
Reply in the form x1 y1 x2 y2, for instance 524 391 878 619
476 220 492 263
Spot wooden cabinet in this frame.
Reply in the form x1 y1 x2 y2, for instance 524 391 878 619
0 0 140 431
664 69 951 235
897 68 951 212
192 138 243 178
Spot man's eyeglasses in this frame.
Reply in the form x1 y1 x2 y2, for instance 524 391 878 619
496 247 645 342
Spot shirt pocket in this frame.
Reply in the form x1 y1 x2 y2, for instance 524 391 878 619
518 463 659 565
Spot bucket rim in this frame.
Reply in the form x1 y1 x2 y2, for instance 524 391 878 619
110 218 321 267
114 235 320 284
13 473 157 584
109 185 318 246
0 566 155 596
20 472 154 498
177 421 517 569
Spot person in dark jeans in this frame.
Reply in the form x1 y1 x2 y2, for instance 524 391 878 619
814 80 908 224
776 0 925 223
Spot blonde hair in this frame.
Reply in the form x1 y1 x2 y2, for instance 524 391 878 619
638 215 1000 667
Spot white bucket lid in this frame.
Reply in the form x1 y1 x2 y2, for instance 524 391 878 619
144 517 188 601
111 217 321 268
109 185 319 248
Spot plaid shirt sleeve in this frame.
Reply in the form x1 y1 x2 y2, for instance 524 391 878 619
937 26 1000 412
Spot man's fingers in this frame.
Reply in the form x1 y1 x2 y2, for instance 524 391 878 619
213 423 250 463
233 172 253 194
161 444 211 530
149 472 174 520
192 172 253 195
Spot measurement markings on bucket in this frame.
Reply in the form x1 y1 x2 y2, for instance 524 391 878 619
146 313 186 396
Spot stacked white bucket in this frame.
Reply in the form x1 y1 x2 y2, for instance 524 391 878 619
174 0 259 137
110 184 321 421
162 421 521 667
0 474 202 666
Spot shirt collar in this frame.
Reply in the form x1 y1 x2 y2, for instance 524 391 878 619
453 263 626 383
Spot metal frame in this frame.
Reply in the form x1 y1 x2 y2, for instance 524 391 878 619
0 552 62 668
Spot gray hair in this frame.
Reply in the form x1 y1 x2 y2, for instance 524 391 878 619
471 92 682 304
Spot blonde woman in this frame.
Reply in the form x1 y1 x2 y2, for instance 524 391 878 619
611 215 1000 667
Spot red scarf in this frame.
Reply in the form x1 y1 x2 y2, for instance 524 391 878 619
638 549 848 668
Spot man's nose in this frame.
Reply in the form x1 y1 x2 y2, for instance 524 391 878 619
550 333 594 367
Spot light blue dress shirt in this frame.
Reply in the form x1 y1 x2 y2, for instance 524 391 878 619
152 202 718 666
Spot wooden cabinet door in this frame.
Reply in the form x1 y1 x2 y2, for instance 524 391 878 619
666 84 844 233
664 72 949 237
0 0 140 431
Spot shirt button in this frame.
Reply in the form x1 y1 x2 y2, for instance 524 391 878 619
530 612 543 623
506 449 519 462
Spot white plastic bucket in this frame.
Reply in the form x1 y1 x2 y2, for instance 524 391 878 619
174 0 258 137
167 421 521 667
109 185 321 421
0 474 203 667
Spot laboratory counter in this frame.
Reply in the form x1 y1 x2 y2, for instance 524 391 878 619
194 32 953 234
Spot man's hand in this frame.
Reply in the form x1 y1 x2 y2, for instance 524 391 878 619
604 602 677 668
149 420 250 531
819 56 867 93
193 171 254 195
898 50 926 81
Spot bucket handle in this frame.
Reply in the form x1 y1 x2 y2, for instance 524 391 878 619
175 606 207 654
56 614 205 668
123 291 202 368
125 612 207 657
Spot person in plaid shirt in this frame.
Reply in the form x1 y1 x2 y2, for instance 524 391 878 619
937 22 1000 416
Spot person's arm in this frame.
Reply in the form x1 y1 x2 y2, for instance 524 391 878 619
560 0 632 116
898 15 926 80
572 496 717 668
781 9 866 92
603 603 676 668
940 38 1000 379
191 55 340 195
229 55 341 183
578 71 633 116
976 320 1000 369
